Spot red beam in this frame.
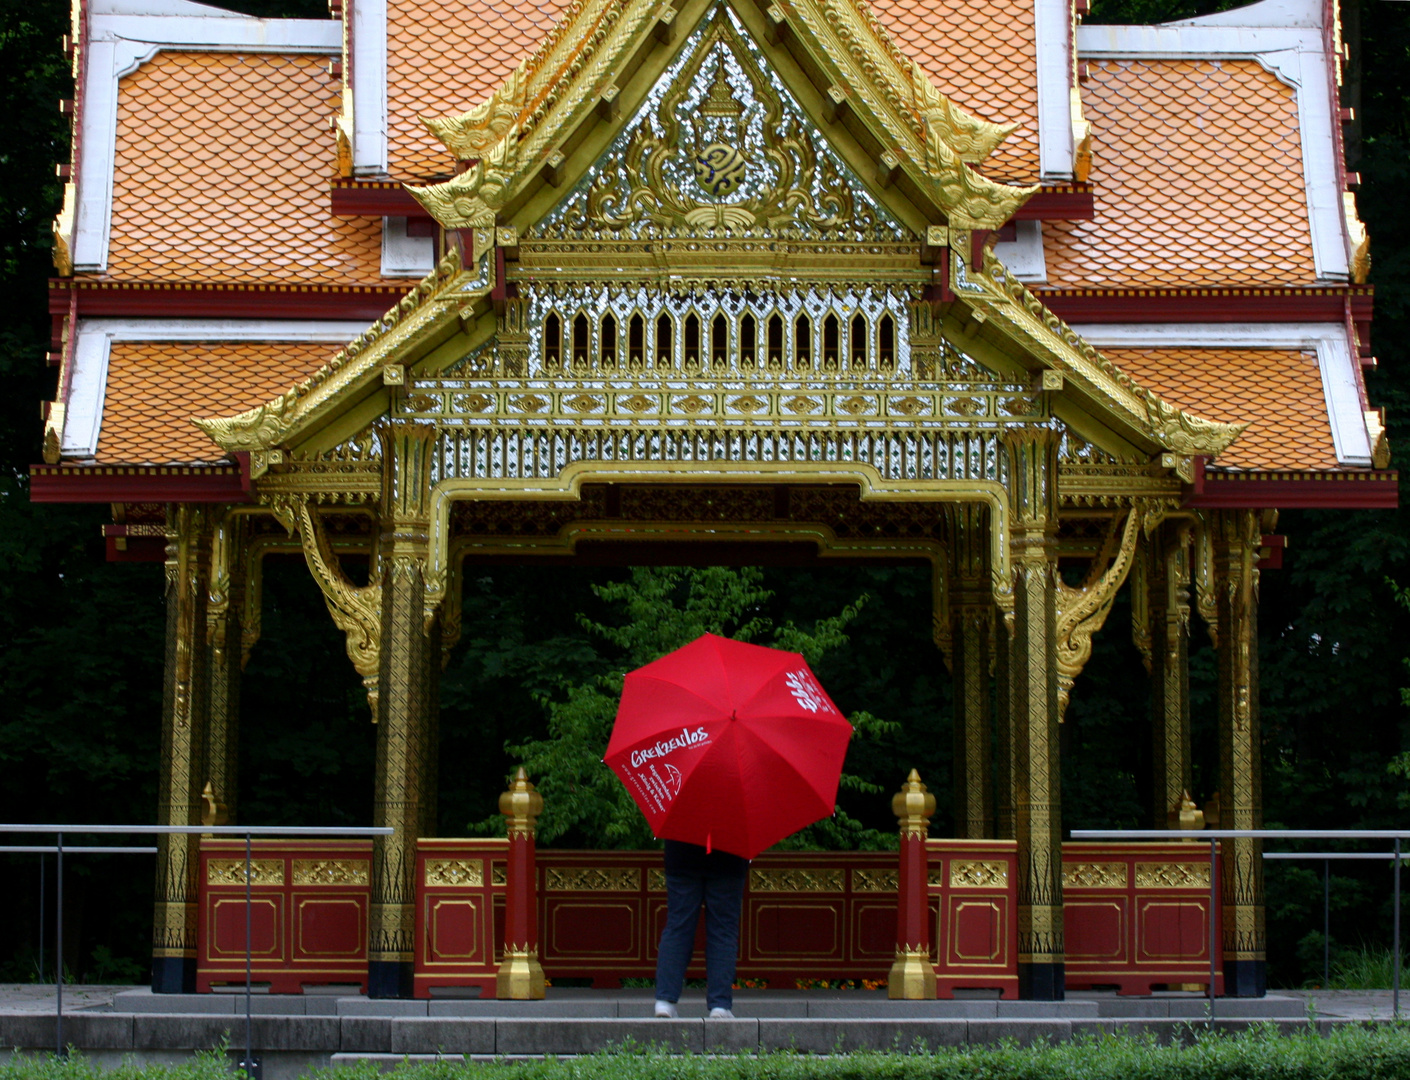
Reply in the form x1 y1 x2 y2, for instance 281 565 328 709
330 179 429 218
1012 184 1095 221
50 279 407 321
1186 473 1398 509
1043 286 1374 324
29 464 252 503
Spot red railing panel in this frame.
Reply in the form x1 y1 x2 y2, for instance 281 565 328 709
196 839 371 994
1061 842 1223 995
925 839 1019 999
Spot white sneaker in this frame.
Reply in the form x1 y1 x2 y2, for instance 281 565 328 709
654 1000 678 1018
709 1007 734 1019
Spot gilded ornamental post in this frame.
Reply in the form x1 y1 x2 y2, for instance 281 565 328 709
1212 509 1266 997
1150 522 1193 828
368 419 444 998
498 767 546 999
205 509 247 827
946 505 995 840
888 769 937 999
152 503 213 993
1003 428 1065 1000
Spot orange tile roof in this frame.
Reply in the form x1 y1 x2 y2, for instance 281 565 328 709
387 0 570 180
384 0 1040 184
871 0 1040 184
96 341 340 464
1042 59 1316 289
1103 347 1338 470
104 52 386 286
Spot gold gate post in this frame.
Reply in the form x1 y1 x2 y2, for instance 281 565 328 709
1213 510 1266 997
368 419 443 999
1004 429 1064 1000
498 767 546 999
889 769 937 999
947 506 995 839
1150 522 1193 827
152 504 213 993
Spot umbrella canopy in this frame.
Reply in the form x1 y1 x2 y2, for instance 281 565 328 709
605 633 854 859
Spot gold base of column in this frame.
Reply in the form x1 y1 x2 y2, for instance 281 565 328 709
497 947 546 1000
887 947 936 1000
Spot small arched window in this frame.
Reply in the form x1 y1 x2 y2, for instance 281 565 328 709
740 313 757 368
850 314 867 369
822 313 840 370
684 313 701 368
544 312 562 368
767 314 784 368
572 313 589 368
794 314 812 369
878 313 895 370
629 313 645 368
656 314 674 369
601 314 618 368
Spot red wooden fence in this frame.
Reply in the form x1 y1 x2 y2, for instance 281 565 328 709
196 837 1223 997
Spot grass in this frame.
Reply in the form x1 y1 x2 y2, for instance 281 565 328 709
7 1025 1410 1080
1325 947 1409 990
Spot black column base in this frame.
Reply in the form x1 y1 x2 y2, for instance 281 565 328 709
151 956 195 994
368 960 415 999
1223 958 1266 998
1018 961 1065 1000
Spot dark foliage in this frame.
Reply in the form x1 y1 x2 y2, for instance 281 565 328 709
1 0 1408 989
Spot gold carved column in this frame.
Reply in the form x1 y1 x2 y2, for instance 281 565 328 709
994 615 1015 841
1004 429 1064 1000
1213 510 1265 997
204 511 247 827
947 505 994 839
152 504 212 993
368 420 443 999
1149 522 1193 827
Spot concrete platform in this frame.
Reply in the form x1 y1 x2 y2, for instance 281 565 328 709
0 985 1396 1079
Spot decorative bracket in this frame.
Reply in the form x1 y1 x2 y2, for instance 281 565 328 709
1055 509 1140 718
277 496 383 715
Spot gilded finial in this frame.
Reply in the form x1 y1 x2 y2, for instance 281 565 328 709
500 766 543 838
201 781 228 828
1168 789 1205 838
892 768 936 839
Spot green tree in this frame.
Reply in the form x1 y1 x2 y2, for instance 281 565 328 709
482 566 899 851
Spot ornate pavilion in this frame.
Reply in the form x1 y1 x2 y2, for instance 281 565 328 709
34 0 1392 1000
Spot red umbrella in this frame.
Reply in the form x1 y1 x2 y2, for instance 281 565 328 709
604 633 854 859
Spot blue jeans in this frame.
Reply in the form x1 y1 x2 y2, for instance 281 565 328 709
654 870 746 1010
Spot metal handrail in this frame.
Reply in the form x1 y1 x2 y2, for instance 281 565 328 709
3 824 391 1075
1072 828 1407 1020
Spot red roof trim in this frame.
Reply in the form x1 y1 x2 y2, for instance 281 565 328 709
327 180 1096 222
1186 471 1398 509
1011 184 1096 221
50 279 407 320
1043 286 1374 324
29 464 253 504
330 180 429 218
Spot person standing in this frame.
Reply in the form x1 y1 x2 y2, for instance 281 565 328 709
653 839 749 1018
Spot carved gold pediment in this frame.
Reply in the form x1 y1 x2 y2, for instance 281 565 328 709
408 0 1037 232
